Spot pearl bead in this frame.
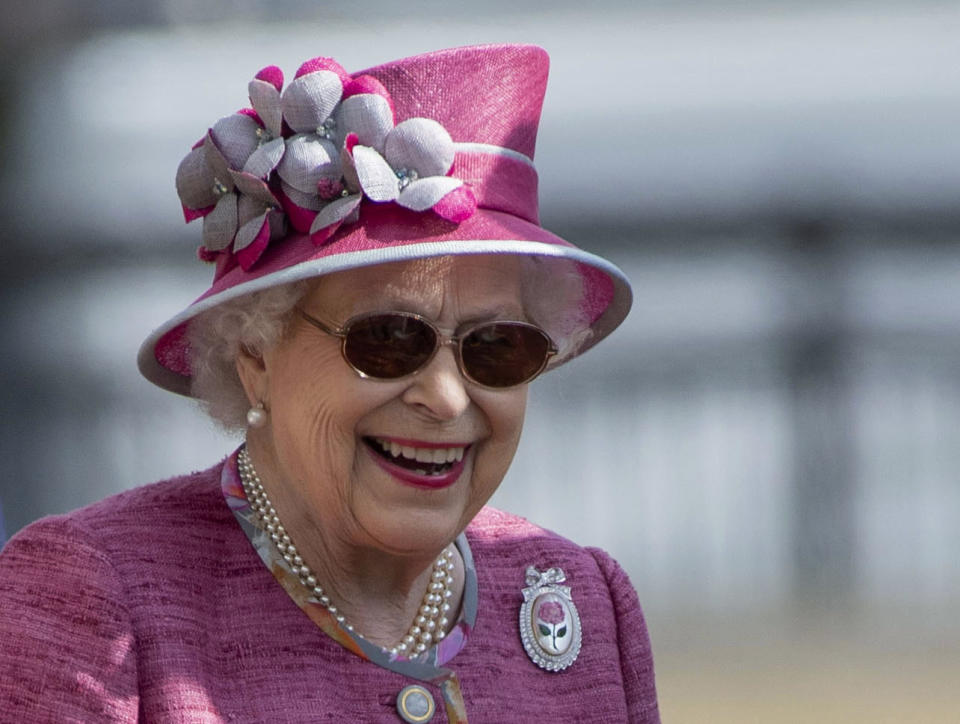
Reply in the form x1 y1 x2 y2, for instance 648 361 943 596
237 447 457 655
246 404 266 428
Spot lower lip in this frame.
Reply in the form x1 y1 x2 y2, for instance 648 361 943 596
367 444 469 490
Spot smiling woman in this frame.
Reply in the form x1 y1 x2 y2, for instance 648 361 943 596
0 44 657 722
236 258 532 572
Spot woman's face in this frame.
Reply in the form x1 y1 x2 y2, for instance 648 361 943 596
240 255 530 558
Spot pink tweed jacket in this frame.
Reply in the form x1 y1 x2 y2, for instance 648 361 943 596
0 461 659 722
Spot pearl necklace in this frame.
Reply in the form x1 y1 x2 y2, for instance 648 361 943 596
237 447 456 656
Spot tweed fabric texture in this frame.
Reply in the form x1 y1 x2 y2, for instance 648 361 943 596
0 462 659 722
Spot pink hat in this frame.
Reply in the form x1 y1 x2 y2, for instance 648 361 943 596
138 44 632 395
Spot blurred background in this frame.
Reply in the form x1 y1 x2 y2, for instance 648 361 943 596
1 1 958 721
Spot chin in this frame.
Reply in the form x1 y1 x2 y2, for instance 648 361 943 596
355 487 479 557
362 514 466 558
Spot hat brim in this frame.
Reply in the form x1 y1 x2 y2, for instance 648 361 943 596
138 204 632 396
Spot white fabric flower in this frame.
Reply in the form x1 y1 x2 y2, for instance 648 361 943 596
175 66 290 267
175 58 478 269
350 118 463 212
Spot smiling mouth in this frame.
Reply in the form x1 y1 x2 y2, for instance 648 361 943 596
364 437 467 476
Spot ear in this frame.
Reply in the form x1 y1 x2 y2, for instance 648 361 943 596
235 343 269 407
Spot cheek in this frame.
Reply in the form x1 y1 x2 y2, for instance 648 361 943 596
273 391 350 474
498 388 528 439
268 352 361 472
478 390 528 469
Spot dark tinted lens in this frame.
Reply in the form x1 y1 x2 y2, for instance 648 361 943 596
461 323 551 387
343 314 436 378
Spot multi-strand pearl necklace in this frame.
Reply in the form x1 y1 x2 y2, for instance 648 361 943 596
237 447 456 656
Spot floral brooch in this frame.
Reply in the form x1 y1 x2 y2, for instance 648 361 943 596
175 57 478 271
519 565 582 672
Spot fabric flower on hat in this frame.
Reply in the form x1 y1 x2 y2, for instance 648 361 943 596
275 62 402 244
176 55 480 269
339 110 478 237
175 66 289 270
273 58 359 240
277 57 477 244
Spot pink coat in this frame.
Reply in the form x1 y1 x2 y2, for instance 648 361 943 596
0 461 659 722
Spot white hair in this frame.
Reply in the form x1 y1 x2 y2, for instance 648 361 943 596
187 255 587 432
188 281 310 431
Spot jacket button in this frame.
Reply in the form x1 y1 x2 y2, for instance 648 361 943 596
396 684 435 722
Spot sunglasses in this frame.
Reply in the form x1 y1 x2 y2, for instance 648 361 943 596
298 309 557 389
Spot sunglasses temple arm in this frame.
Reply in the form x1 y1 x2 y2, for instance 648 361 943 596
298 309 344 337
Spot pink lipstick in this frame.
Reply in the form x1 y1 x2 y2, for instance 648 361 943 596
364 437 470 490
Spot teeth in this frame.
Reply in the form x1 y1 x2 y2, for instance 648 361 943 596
375 438 467 465
415 448 433 463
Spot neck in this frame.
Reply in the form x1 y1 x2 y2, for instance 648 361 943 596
239 441 465 651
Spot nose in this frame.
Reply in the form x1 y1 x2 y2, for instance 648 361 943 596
400 344 471 421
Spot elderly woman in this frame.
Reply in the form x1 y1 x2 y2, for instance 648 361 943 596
0 45 658 722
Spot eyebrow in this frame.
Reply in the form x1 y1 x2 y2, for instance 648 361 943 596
339 305 529 327
457 307 529 325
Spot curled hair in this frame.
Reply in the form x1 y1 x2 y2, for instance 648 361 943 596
518 256 590 361
188 281 309 431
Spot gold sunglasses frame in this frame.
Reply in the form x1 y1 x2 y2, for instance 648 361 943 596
298 309 557 389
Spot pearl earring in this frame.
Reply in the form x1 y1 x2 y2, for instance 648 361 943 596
246 402 267 428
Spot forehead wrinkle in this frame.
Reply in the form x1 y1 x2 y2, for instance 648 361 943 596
313 255 528 324
447 256 526 323
351 261 447 318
